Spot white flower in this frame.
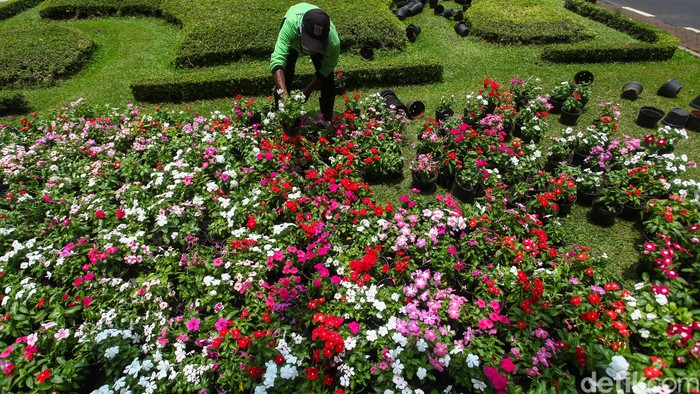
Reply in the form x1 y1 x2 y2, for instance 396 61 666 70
416 338 428 352
124 358 141 377
279 365 297 380
466 353 480 368
366 330 377 342
655 294 668 306
54 328 70 340
639 328 650 339
630 309 642 320
472 379 487 391
605 355 629 380
105 346 120 359
416 367 427 380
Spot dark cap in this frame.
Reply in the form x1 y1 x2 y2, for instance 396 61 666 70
301 8 330 54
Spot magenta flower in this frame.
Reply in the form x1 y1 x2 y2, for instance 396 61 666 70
348 321 360 334
186 317 201 331
500 357 516 373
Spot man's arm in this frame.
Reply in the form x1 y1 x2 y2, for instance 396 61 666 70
270 19 295 98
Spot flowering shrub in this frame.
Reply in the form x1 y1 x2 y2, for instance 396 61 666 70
0 79 698 394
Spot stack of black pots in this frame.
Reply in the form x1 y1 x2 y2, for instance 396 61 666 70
394 0 424 20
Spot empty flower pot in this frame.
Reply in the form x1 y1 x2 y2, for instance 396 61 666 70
406 24 421 42
434 4 444 15
429 0 438 9
686 111 700 132
690 95 700 110
573 70 594 86
408 1 424 16
661 107 689 128
443 8 454 18
453 9 464 21
621 81 643 100
462 4 471 11
657 78 683 98
394 6 410 20
406 101 425 119
454 21 469 37
360 46 374 61
636 106 665 128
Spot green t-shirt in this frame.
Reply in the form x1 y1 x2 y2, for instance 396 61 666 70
269 3 340 78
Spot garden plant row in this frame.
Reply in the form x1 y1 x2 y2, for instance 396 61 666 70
0 76 697 393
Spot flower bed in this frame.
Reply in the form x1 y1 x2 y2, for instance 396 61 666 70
0 81 698 393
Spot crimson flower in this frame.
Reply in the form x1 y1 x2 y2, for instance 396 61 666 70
36 369 51 383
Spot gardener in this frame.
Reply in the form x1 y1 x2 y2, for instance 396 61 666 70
270 3 340 122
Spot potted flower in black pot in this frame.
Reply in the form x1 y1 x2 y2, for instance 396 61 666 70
435 95 455 121
335 71 347 96
559 95 584 126
548 81 572 114
410 153 439 192
451 151 482 202
571 167 605 206
620 184 647 222
591 174 627 226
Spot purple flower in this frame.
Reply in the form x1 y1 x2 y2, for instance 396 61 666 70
186 317 200 331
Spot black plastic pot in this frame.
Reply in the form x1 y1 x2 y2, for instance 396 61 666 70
686 111 700 132
548 97 564 114
591 199 622 227
462 4 471 11
636 106 665 128
434 4 444 15
559 108 582 126
453 9 464 21
662 107 689 128
690 95 700 110
406 24 421 42
557 198 576 218
394 6 410 20
577 189 600 207
454 21 469 37
407 1 424 16
379 89 408 112
574 70 594 86
406 101 425 119
360 46 374 61
435 108 453 122
451 178 477 204
443 8 454 18
621 81 643 100
657 78 683 98
429 0 438 9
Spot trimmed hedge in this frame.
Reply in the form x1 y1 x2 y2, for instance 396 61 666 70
39 0 405 67
542 0 679 62
130 60 443 102
0 23 96 86
466 0 595 45
38 0 179 23
0 91 29 115
0 0 43 20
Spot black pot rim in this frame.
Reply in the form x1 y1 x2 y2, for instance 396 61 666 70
690 95 700 110
574 70 594 86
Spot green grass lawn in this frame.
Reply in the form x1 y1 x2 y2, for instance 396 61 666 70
1 0 699 285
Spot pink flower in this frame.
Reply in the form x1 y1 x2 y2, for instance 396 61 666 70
82 297 93 308
186 317 201 331
500 357 516 373
95 210 105 219
348 321 360 334
0 346 14 358
215 318 228 332
478 319 493 330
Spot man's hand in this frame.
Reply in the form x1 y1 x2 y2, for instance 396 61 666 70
302 75 323 103
273 69 290 100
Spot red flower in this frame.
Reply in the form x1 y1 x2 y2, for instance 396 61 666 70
587 293 601 304
116 209 125 219
246 214 257 229
643 366 663 379
570 296 582 306
306 367 319 381
95 210 105 219
36 369 51 383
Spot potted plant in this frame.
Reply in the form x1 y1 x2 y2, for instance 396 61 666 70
335 71 347 96
548 81 572 113
435 95 455 121
620 184 647 221
545 138 574 173
438 150 461 189
591 183 626 226
410 153 439 191
559 94 583 126
451 153 482 202
548 172 577 217
573 84 591 107
571 167 605 206
642 125 689 155
276 90 307 137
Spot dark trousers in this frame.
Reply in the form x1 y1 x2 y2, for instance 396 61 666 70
284 49 335 121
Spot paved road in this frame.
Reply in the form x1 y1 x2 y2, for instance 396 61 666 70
600 0 700 54
604 0 700 31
